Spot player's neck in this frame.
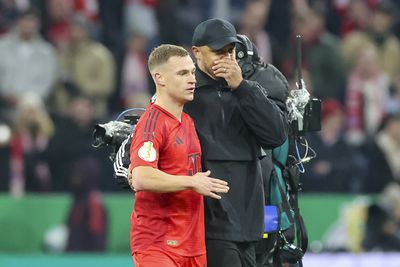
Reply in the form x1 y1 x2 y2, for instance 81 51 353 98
154 98 184 122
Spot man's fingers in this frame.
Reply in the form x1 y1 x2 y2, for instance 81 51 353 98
208 192 222 200
212 182 229 192
209 178 229 193
213 68 225 75
212 64 231 74
208 177 228 185
211 181 229 189
212 186 229 193
214 73 228 80
212 63 227 69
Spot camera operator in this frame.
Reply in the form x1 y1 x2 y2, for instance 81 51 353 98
236 35 311 267
236 35 287 267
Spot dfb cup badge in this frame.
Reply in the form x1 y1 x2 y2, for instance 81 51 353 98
138 141 157 162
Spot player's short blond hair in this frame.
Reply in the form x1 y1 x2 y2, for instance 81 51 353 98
148 44 189 72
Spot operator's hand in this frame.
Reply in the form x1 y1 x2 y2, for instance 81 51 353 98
212 54 243 90
191 170 229 199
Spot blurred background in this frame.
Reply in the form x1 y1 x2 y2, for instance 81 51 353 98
0 0 400 266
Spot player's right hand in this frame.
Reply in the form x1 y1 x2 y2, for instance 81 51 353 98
191 170 229 199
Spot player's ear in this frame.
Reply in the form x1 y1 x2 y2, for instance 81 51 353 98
154 72 166 87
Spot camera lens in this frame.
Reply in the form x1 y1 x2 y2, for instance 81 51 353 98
92 125 108 147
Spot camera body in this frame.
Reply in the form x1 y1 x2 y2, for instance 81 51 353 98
92 115 139 160
280 242 304 264
235 34 321 136
291 98 321 136
92 115 140 189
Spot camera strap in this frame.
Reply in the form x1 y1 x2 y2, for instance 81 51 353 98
271 173 295 226
272 158 309 254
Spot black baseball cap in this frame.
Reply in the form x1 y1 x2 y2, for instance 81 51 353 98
192 18 242 50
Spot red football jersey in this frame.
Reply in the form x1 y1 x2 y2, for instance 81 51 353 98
129 103 204 257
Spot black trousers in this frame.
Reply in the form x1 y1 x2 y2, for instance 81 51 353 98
206 239 257 267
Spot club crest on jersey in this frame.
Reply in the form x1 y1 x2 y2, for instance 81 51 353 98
138 141 156 162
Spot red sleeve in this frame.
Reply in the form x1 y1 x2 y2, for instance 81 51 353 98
130 108 163 169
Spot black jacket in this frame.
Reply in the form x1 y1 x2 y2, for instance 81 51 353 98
184 68 287 241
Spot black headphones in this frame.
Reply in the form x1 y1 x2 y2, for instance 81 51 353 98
235 34 257 78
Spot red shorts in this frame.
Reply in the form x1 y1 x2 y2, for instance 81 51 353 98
132 246 207 267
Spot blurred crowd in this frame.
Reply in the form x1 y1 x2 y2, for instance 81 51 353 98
0 0 400 252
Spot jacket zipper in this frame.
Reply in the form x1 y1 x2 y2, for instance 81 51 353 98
217 89 225 123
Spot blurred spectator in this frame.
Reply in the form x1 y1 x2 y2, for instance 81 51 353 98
73 0 99 23
44 92 116 191
124 0 158 41
363 182 400 251
345 45 391 147
45 93 96 191
326 0 374 37
301 99 365 193
0 0 21 35
66 156 108 252
9 94 54 196
209 0 245 24
55 14 115 119
156 0 203 46
282 6 347 101
46 0 74 49
120 32 151 109
363 113 400 193
342 1 400 82
176 0 207 46
239 0 272 63
47 0 100 49
264 0 291 67
154 0 180 45
97 0 124 114
0 8 57 121
97 0 124 57
340 0 374 37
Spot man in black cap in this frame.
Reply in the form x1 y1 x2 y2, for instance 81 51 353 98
184 18 288 267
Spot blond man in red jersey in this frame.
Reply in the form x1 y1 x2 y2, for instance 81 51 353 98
129 44 229 267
